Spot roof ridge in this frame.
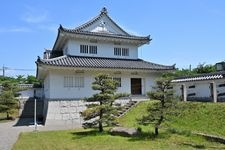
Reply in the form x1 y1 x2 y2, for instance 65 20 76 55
173 71 225 80
142 59 175 68
40 55 67 62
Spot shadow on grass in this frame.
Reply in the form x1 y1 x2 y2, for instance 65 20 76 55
71 129 108 140
179 142 206 149
127 131 170 142
71 128 170 142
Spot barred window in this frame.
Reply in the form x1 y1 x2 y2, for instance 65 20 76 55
64 76 73 87
122 48 129 56
80 45 88 53
113 77 121 87
64 76 84 88
74 77 84 87
189 85 195 89
114 48 121 56
89 45 97 54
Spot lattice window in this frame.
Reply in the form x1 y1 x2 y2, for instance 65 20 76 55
89 45 97 54
122 48 129 56
64 76 84 88
80 45 89 54
114 47 121 56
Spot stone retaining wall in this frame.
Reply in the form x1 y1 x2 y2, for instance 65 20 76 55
44 99 86 126
43 99 133 126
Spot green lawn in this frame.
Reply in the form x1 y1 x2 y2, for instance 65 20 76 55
13 101 225 150
13 129 225 150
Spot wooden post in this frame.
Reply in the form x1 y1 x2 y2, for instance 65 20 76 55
182 84 187 102
34 90 37 131
212 82 217 103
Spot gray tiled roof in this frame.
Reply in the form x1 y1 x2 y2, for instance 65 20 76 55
172 71 225 83
59 27 150 41
37 56 175 71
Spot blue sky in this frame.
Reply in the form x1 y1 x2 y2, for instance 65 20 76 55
0 0 225 76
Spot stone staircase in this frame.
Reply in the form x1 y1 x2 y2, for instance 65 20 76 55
114 95 149 118
116 100 138 117
19 98 44 122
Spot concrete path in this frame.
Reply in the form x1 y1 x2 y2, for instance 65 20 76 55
0 118 82 150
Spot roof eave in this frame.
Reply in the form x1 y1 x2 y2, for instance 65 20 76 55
60 29 150 45
52 25 64 50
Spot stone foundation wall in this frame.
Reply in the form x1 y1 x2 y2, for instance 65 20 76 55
44 99 86 126
43 98 135 126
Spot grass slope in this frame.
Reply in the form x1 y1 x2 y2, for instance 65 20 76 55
13 101 225 150
171 102 225 136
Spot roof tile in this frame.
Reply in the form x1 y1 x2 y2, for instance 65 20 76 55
37 55 175 71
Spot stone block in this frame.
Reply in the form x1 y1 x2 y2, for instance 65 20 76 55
76 106 85 113
61 101 69 107
71 113 80 119
78 101 85 106
70 107 77 113
55 114 62 120
70 101 79 107
61 107 69 114
62 114 70 120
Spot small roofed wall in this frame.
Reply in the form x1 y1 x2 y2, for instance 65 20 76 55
173 79 225 101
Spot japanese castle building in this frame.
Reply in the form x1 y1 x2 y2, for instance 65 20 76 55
36 7 175 125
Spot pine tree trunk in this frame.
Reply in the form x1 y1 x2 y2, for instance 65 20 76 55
99 101 103 132
6 112 9 119
99 121 103 132
155 127 159 135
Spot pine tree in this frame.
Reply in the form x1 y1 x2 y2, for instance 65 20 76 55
0 82 18 119
80 73 119 132
138 76 177 135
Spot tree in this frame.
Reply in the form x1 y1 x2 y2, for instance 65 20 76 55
0 82 18 119
26 75 42 87
138 75 177 135
193 63 216 74
16 75 26 84
80 73 119 132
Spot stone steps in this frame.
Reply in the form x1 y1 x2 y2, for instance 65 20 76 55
19 98 44 120
116 101 138 118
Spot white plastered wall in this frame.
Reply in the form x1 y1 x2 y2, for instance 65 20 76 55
46 69 160 99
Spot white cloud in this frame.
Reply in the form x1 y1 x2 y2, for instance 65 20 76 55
0 27 32 33
22 5 48 23
38 24 58 33
23 13 48 23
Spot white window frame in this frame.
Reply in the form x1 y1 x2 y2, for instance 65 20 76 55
122 48 129 56
64 76 84 88
114 47 121 56
89 45 97 54
80 45 89 54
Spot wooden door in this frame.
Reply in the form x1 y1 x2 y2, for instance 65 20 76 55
131 78 142 95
